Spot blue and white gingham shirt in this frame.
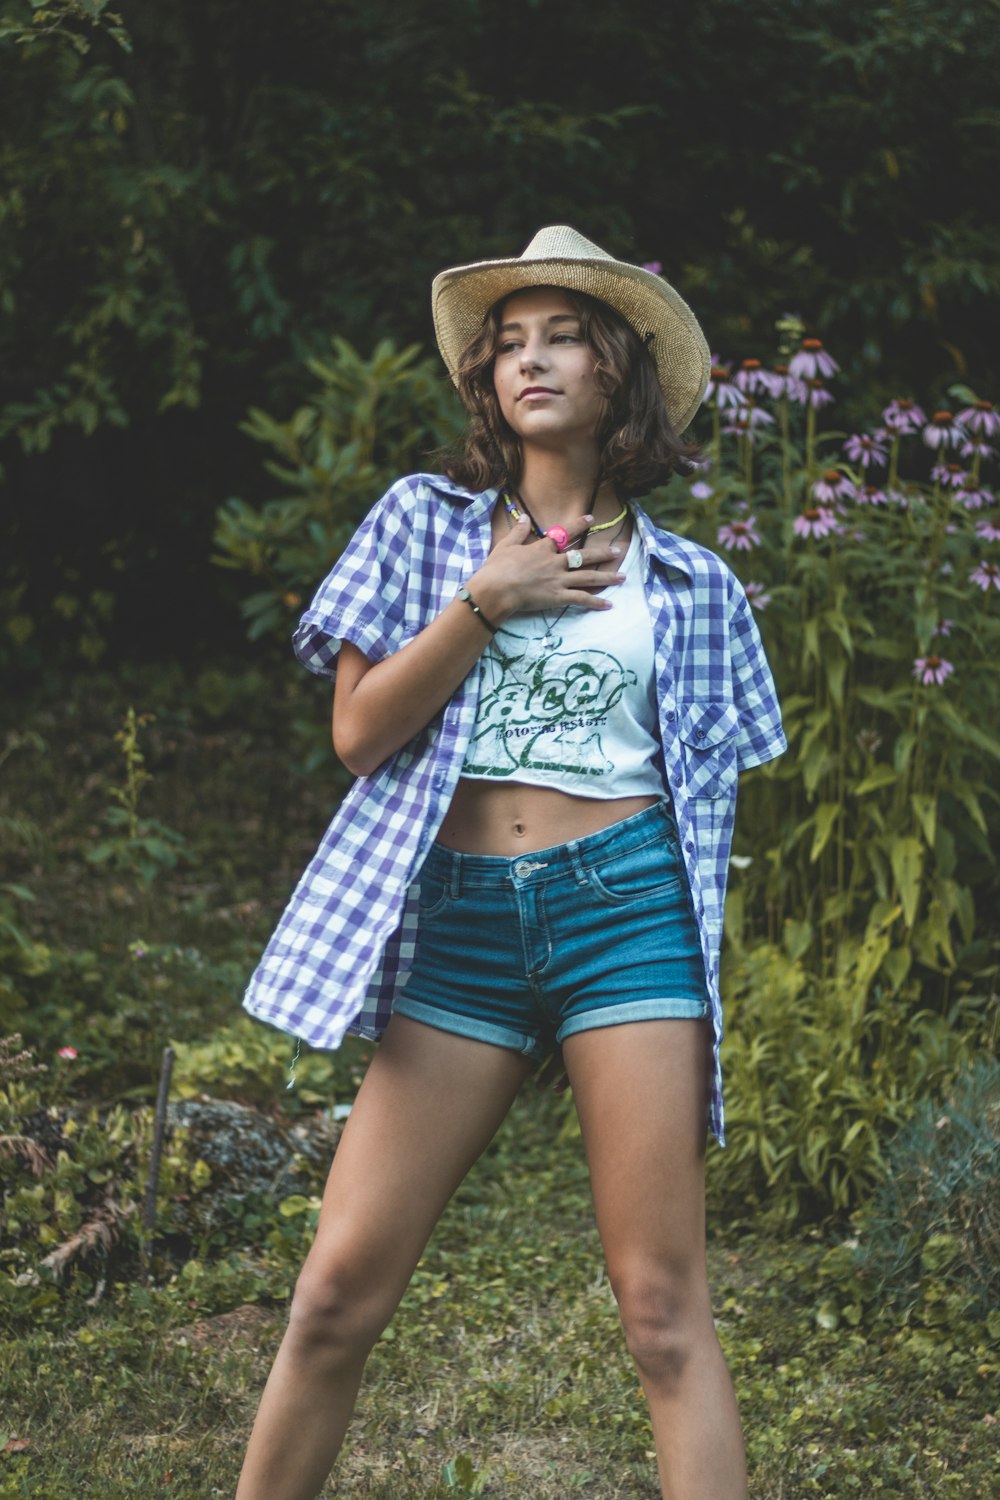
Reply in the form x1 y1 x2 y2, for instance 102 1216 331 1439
243 473 786 1144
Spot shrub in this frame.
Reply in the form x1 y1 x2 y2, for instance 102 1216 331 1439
851 1057 1000 1318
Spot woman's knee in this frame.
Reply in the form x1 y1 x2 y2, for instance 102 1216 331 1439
612 1263 713 1383
287 1253 396 1361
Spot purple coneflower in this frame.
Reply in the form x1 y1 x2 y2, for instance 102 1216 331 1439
855 484 889 506
733 358 771 397
975 517 1000 543
955 399 1000 438
969 560 1000 591
844 432 889 469
642 260 663 276
856 728 882 754
960 437 994 462
913 655 954 686
813 469 855 504
958 478 992 510
706 360 746 411
931 463 968 489
788 337 840 381
789 378 835 410
922 410 966 450
722 403 776 443
882 398 927 435
690 480 715 501
793 506 838 538
744 580 772 610
763 363 801 400
933 618 954 638
717 516 762 552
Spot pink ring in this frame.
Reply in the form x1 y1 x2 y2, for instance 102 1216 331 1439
546 525 570 552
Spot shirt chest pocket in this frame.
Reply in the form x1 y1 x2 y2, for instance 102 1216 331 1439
677 701 741 800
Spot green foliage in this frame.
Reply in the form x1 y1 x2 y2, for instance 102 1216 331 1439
212 337 463 640
84 708 189 889
171 1017 338 1111
853 1058 1000 1318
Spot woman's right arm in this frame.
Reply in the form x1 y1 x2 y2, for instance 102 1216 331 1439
332 516 623 776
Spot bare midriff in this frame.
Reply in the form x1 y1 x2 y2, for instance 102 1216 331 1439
436 780 660 856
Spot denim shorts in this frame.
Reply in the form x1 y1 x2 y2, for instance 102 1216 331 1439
393 801 709 1060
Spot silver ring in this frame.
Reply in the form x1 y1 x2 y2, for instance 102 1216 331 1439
566 548 584 570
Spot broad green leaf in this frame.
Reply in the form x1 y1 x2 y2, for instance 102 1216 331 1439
853 765 897 796
888 835 924 928
881 946 912 993
810 802 840 863
910 793 937 847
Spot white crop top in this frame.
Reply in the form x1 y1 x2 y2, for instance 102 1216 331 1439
460 528 665 798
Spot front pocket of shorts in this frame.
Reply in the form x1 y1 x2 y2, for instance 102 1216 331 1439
586 836 684 906
415 874 452 921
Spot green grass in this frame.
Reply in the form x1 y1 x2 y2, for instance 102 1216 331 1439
1 672 996 1497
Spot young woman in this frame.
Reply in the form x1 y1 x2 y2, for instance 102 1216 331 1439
236 226 785 1500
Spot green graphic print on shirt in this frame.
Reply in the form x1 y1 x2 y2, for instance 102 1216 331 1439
463 628 638 779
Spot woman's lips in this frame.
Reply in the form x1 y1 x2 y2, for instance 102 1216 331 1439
518 387 559 400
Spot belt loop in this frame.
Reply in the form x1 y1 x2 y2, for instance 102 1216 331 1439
450 852 462 899
569 843 588 887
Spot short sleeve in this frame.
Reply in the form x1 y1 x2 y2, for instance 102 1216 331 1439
292 481 416 679
727 577 786 771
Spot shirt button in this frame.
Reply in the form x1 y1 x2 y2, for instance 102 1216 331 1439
685 840 694 852
665 709 676 722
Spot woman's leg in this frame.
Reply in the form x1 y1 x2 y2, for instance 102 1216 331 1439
236 1016 533 1500
562 1019 746 1500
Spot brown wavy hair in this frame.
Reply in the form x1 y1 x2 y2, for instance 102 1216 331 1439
441 287 702 497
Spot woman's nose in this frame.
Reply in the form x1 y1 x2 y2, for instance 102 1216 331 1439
519 336 549 371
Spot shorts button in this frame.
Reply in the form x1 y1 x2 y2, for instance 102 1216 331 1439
513 860 532 878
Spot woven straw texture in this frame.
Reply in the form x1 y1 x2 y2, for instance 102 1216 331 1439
431 225 711 434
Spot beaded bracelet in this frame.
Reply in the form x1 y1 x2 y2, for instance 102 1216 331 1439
457 586 498 634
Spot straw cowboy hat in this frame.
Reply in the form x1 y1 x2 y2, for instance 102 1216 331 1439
431 224 711 434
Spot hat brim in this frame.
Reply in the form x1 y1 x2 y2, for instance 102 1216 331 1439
431 252 710 434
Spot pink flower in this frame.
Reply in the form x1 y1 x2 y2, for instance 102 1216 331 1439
57 1046 78 1060
705 360 746 411
959 479 993 510
922 411 965 450
793 506 839 538
955 399 1000 438
721 402 775 443
855 484 889 506
763 364 801 400
882 398 927 435
733 358 771 397
642 260 663 276
717 516 762 552
744 580 772 610
970 560 1000 591
975 517 1000 543
789 378 834 410
931 463 967 489
960 438 994 463
788 337 839 381
844 432 889 469
813 469 855 504
690 480 714 501
913 655 954 686
933 618 954 638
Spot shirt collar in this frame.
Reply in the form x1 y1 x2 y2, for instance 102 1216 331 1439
631 502 695 580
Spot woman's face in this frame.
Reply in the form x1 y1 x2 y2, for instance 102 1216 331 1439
491 288 605 450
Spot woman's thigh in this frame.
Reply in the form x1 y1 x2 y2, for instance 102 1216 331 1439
300 1015 533 1307
561 1019 711 1287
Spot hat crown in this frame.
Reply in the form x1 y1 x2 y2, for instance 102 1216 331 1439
518 225 613 265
